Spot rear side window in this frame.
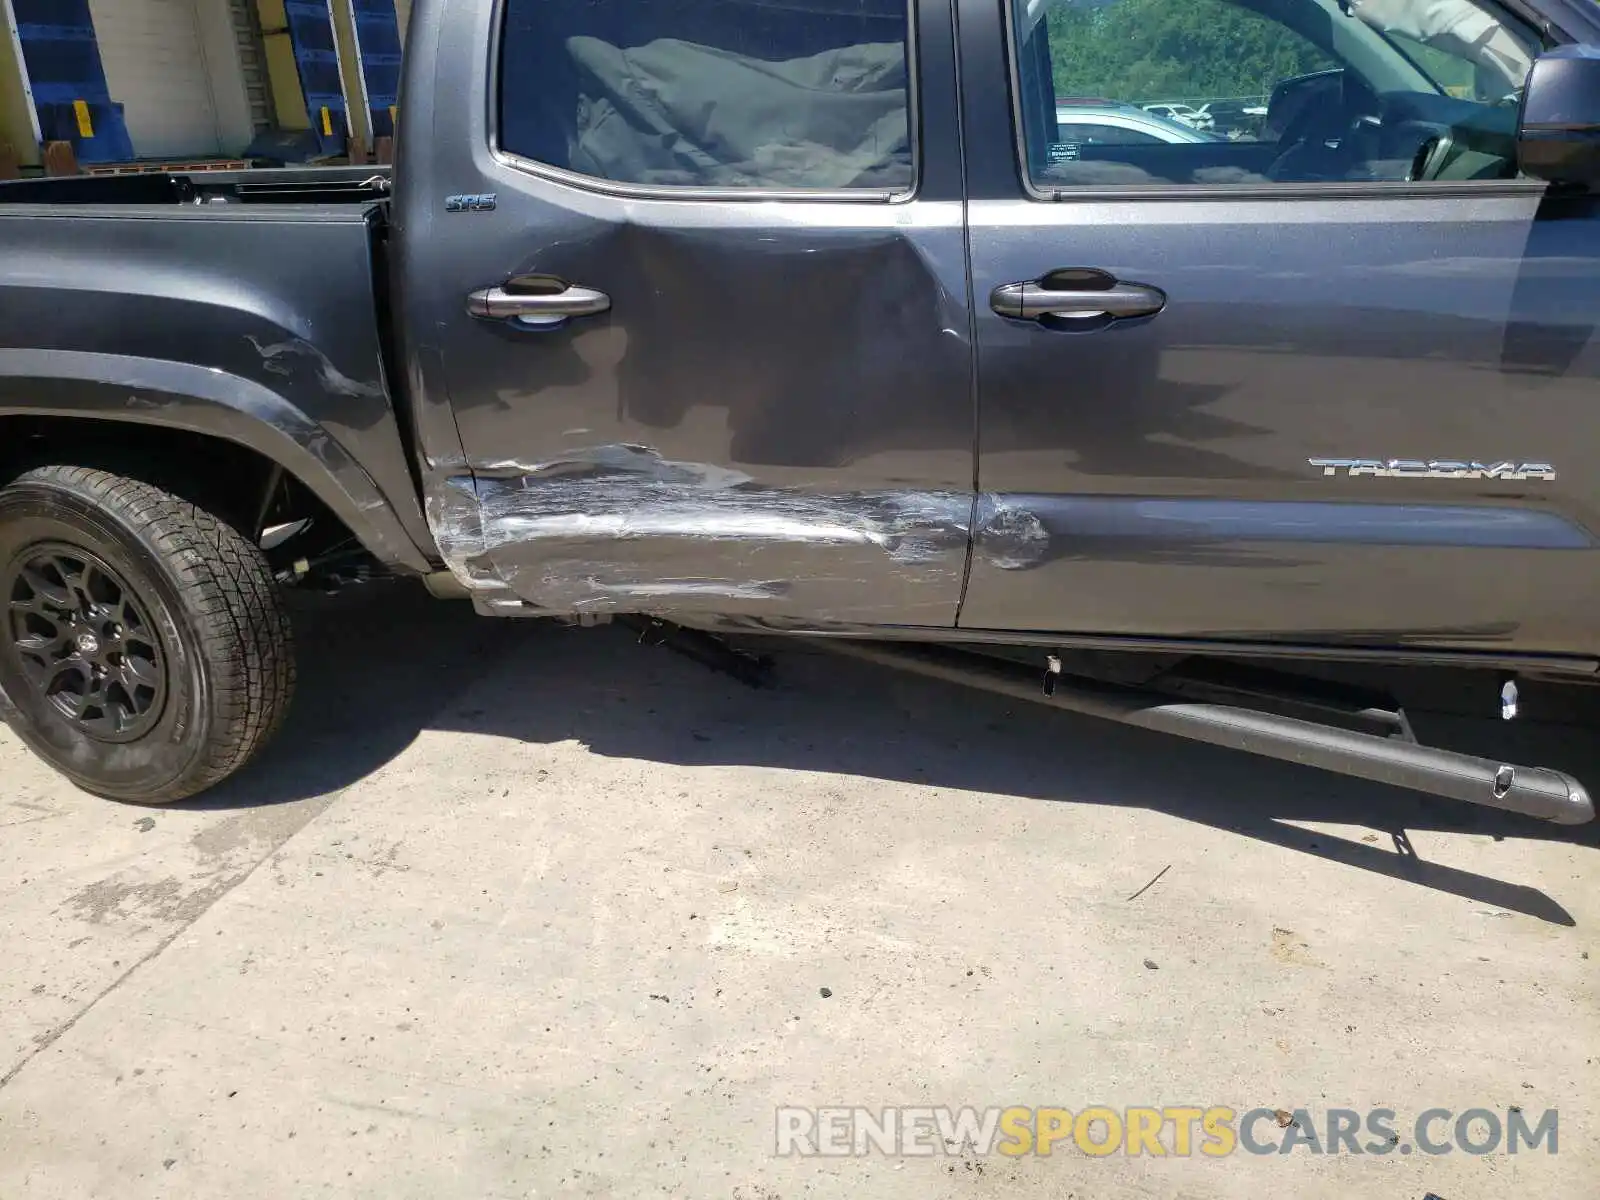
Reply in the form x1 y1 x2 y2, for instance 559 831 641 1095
498 0 914 193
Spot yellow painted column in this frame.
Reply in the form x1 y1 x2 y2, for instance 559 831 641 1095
328 0 370 153
0 2 40 166
255 0 310 130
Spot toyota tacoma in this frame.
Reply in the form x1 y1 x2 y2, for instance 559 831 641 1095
2 0 1599 822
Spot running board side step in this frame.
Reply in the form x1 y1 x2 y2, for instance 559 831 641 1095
807 640 1594 826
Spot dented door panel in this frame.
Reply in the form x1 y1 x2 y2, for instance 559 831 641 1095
427 207 976 623
396 0 975 624
435 210 976 622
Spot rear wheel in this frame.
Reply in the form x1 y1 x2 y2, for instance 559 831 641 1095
0 466 294 803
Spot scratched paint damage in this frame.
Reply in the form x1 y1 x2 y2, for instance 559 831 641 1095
246 335 386 400
973 499 1051 572
425 444 1010 621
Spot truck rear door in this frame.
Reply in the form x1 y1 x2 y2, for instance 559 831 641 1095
396 0 975 627
957 0 1600 657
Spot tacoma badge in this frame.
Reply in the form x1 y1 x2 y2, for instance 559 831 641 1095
1309 459 1557 481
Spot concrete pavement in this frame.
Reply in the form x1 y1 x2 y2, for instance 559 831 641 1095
2 583 1596 1198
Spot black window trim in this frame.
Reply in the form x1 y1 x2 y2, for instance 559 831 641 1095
1001 0 1554 203
485 0 923 204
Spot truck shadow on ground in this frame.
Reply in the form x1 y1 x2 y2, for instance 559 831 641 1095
203 583 1600 926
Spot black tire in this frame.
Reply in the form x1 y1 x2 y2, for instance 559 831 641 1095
0 466 294 803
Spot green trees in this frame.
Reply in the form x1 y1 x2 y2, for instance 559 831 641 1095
1045 0 1338 104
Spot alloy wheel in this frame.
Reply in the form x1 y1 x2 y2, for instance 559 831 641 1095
4 543 168 742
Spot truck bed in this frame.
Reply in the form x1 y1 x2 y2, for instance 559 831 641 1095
0 165 392 207
0 170 432 569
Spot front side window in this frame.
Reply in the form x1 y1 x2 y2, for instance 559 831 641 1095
1013 0 1540 190
498 0 914 192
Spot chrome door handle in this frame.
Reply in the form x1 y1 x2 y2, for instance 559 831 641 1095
990 269 1165 322
467 279 611 321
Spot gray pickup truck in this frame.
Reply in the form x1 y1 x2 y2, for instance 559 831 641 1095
3 0 1600 821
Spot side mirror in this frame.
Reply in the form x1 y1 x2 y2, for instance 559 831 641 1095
1518 45 1600 187
1263 68 1344 144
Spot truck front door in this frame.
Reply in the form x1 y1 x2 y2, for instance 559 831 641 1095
396 0 975 627
958 0 1600 657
